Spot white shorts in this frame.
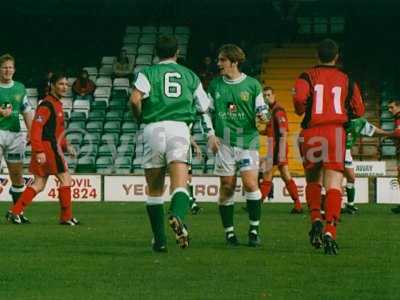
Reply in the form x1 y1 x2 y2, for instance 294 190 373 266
0 130 26 163
142 121 190 169
214 143 259 176
344 149 353 168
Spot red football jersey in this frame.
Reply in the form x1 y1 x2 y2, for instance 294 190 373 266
265 102 289 139
293 65 365 128
30 94 67 153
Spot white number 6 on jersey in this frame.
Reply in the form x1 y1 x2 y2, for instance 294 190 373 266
164 72 182 98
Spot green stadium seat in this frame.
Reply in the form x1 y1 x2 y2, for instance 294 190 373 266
68 121 86 131
132 157 144 175
117 144 134 157
98 144 116 157
119 133 135 145
86 121 103 133
25 145 32 157
112 87 129 99
101 133 119 145
65 156 77 171
380 111 394 121
76 157 96 173
88 111 105 122
381 122 395 131
109 100 126 112
122 121 138 133
82 133 100 145
91 100 107 112
66 132 83 146
381 145 397 157
70 111 87 122
96 156 114 174
106 111 123 122
79 144 98 158
114 156 132 174
123 111 134 121
104 121 121 133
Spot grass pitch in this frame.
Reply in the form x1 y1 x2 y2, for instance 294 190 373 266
0 202 399 300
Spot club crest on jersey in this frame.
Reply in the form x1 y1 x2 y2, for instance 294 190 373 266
35 115 44 123
240 91 250 102
15 95 22 101
228 103 237 113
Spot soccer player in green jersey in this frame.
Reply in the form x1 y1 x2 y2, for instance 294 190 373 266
0 54 33 223
130 36 213 252
343 117 393 214
207 44 269 247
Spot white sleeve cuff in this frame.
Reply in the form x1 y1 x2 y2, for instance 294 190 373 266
134 72 151 98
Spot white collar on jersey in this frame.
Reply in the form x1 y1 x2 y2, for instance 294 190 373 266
158 59 178 65
0 80 14 88
222 73 247 85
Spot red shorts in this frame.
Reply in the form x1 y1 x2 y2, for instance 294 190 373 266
267 137 288 166
299 125 345 172
30 142 68 177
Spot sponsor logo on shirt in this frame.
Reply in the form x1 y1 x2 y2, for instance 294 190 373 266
240 91 250 102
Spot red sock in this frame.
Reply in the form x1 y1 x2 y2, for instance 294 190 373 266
306 183 322 222
324 188 342 239
259 180 272 202
12 187 37 215
286 179 301 209
58 186 72 222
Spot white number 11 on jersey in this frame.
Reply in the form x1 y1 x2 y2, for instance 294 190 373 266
314 84 342 114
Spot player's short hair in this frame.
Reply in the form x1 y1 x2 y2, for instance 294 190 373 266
0 54 15 66
50 72 67 85
389 99 400 107
263 86 274 93
318 39 339 63
218 44 246 66
156 36 178 59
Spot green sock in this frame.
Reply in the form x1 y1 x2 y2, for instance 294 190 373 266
10 185 24 204
218 203 234 232
247 199 261 233
346 183 355 205
169 190 190 220
146 204 166 246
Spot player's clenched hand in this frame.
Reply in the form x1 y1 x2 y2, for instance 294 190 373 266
208 135 220 154
67 144 77 158
36 152 46 164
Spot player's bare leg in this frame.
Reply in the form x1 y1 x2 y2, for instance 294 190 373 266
6 175 48 224
7 161 30 223
168 162 190 249
144 167 168 252
279 164 303 214
219 175 238 246
342 167 357 214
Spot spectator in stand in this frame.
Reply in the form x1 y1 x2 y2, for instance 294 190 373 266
37 70 53 100
113 49 133 81
197 56 216 90
72 69 96 101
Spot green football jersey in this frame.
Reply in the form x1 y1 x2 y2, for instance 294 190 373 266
345 117 376 149
208 74 265 150
0 81 30 132
135 61 202 125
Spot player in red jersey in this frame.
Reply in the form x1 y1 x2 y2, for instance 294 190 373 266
388 99 400 213
259 86 303 213
6 73 79 225
293 39 365 254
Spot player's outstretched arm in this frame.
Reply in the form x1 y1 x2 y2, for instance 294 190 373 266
130 88 144 119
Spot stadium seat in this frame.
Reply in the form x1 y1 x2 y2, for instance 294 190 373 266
132 157 144 174
122 121 138 133
96 77 112 88
88 110 105 122
106 111 123 122
330 17 345 34
69 111 87 122
104 121 121 133
112 88 129 99
381 122 395 131
91 100 107 112
205 158 215 173
139 34 157 44
96 156 114 174
101 56 116 66
67 77 76 87
66 132 83 146
114 156 132 174
65 87 73 98
176 35 189 45
122 45 138 56
297 17 312 34
83 67 98 77
98 144 116 157
76 157 96 173
175 26 190 35
381 145 397 157
137 45 154 55
152 56 160 64
99 65 113 77
86 121 103 133
73 99 90 117
123 111 134 121
94 87 111 99
79 144 98 158
135 54 153 65
123 34 140 44
158 26 173 34
62 97 73 111
314 17 328 34
119 133 135 145
68 121 85 131
142 26 157 33
82 133 101 145
25 144 32 157
26 88 38 97
117 144 135 157
101 132 119 145
380 111 394 121
65 155 77 172
126 26 141 34
113 78 130 90
109 100 126 112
